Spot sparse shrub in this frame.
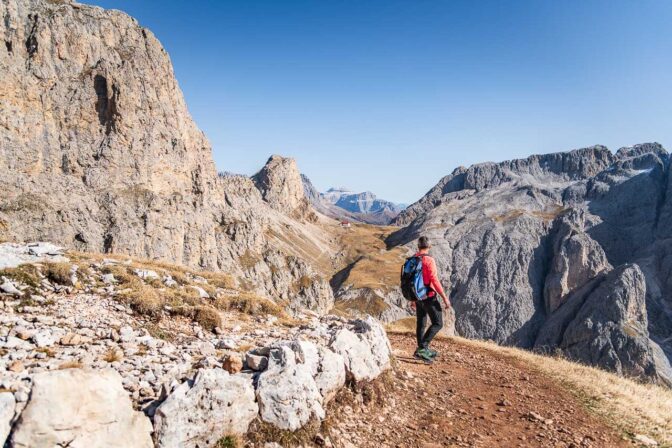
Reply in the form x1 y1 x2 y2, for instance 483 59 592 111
239 250 260 270
172 305 222 331
215 293 285 317
102 348 123 363
44 262 74 286
121 284 163 316
298 275 313 290
0 264 41 287
57 360 83 370
216 435 241 448
200 271 236 289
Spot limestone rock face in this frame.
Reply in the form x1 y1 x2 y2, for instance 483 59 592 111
256 342 326 431
153 369 258 447
253 155 307 213
0 0 333 314
0 392 15 446
329 316 391 382
388 143 672 385
10 368 153 448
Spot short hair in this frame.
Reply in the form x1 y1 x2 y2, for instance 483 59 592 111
418 236 430 249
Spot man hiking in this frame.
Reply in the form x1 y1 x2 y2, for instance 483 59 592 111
407 236 451 362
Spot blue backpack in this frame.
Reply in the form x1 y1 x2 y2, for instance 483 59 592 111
400 255 429 301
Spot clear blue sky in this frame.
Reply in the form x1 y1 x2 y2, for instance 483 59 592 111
89 0 672 204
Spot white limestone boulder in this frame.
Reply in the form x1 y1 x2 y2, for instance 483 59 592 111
10 369 153 448
153 368 258 448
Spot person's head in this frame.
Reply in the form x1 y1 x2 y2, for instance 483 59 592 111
418 236 430 251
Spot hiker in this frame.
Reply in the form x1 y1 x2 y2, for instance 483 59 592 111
400 236 451 362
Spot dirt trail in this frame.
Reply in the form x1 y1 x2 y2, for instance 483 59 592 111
330 334 630 448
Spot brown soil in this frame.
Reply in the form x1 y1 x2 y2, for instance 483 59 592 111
329 334 631 448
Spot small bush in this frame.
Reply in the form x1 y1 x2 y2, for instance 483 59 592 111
172 305 222 331
57 360 83 370
216 435 241 448
102 348 123 363
201 271 236 289
44 263 74 286
215 293 285 317
121 285 163 316
0 264 41 287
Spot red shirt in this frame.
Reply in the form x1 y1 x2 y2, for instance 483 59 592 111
415 252 445 298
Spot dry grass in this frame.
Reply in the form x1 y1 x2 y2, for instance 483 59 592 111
334 295 390 317
173 305 222 331
335 223 407 292
57 360 83 370
0 264 41 287
239 250 261 270
102 348 123 363
385 317 417 333
215 293 286 317
216 435 242 448
43 262 74 286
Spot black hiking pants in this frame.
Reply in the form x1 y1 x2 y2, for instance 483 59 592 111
416 296 443 349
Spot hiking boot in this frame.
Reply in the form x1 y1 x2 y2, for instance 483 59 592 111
414 348 433 362
426 348 438 358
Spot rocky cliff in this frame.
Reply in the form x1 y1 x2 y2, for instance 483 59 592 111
389 143 672 385
0 0 334 314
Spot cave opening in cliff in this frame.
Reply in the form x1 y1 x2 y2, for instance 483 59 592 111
5 40 12 53
94 74 119 135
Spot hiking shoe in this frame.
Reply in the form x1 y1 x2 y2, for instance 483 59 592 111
426 348 438 358
414 348 433 362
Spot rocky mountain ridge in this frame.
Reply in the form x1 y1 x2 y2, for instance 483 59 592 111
387 143 672 386
302 176 405 225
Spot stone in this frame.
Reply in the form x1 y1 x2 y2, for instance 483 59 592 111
101 274 116 284
223 353 243 374
0 279 21 296
10 369 153 448
134 269 159 280
153 369 258 447
314 347 346 403
8 360 24 372
0 392 15 445
634 434 659 446
256 361 325 431
32 330 56 348
245 353 269 371
330 317 391 382
190 285 209 299
61 332 89 346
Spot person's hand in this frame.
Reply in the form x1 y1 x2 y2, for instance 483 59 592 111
409 301 417 311
442 295 451 309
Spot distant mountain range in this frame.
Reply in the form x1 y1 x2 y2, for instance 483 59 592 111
301 176 405 225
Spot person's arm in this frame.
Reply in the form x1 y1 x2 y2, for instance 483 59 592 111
427 257 450 307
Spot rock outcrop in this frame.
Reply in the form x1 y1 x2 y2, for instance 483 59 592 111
10 369 153 448
0 0 334 315
153 369 258 448
388 143 672 385
0 249 393 445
